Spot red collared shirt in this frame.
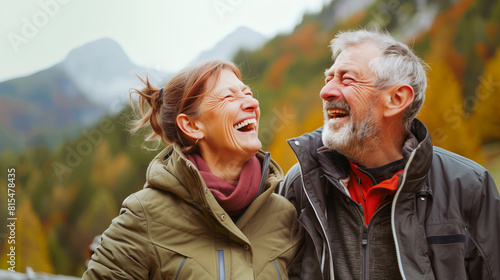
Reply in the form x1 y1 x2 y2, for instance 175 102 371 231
347 161 404 225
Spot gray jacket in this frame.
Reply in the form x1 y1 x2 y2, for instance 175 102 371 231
280 119 500 279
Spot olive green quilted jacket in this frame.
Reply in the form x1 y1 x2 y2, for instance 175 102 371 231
82 143 302 279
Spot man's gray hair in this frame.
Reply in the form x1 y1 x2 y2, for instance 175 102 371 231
330 29 428 131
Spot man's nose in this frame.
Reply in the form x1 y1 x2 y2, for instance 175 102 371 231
319 80 342 101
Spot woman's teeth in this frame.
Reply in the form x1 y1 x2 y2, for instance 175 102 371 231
234 118 257 130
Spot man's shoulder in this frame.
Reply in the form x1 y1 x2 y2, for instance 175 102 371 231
284 164 302 184
279 127 325 197
287 127 323 147
278 164 302 196
285 127 324 170
431 146 488 176
428 146 496 199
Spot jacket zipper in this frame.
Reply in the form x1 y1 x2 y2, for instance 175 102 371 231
273 260 282 280
257 152 271 196
464 226 493 276
362 226 369 280
297 161 335 279
347 191 369 280
390 149 417 280
360 196 393 280
186 159 210 208
174 257 187 280
217 250 225 280
337 174 394 279
331 176 368 280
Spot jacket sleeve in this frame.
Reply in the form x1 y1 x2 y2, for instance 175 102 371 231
466 170 500 279
280 163 306 279
82 194 153 279
279 163 304 215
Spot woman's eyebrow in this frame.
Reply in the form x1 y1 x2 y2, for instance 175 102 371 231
224 84 251 92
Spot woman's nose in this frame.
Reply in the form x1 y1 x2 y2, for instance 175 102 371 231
242 96 259 111
319 81 342 101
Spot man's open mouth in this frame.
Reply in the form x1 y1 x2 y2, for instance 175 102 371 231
327 108 349 119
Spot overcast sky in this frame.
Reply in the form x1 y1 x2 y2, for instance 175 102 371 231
0 0 328 82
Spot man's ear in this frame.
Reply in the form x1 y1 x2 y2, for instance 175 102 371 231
384 85 414 118
176 113 204 141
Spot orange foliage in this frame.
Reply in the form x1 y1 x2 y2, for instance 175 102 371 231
471 48 500 141
427 0 474 86
419 58 483 163
265 52 295 89
282 23 318 52
265 103 299 173
266 101 324 173
486 22 498 43
448 0 475 20
45 209 68 232
447 50 465 85
427 25 465 83
51 182 80 212
430 0 474 36
301 102 324 134
474 42 490 60
342 10 367 26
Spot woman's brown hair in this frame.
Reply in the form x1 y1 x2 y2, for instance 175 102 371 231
130 60 241 153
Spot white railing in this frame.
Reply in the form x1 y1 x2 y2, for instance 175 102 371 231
0 268 80 280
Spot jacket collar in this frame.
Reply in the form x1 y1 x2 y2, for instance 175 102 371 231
402 119 433 190
144 144 284 246
286 126 324 175
145 143 282 206
287 119 433 194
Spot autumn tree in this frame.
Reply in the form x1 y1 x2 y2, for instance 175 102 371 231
419 59 483 163
472 48 500 141
0 198 55 273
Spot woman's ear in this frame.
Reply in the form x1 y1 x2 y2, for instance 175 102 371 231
384 85 414 118
176 114 204 141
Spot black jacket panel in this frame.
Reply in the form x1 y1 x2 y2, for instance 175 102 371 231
281 119 500 280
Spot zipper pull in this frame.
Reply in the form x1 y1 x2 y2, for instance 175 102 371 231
362 227 368 246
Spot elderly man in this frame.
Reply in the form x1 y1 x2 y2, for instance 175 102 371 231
280 29 500 279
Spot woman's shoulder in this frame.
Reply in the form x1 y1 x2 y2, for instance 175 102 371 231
119 187 160 204
259 192 298 219
119 187 179 217
129 187 170 201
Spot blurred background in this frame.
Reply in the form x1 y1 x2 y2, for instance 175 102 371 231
1 0 499 277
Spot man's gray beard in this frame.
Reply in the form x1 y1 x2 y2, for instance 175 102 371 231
321 107 381 164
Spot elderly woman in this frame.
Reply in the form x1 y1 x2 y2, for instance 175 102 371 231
82 60 302 279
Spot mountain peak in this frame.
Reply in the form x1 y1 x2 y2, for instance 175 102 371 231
191 26 267 65
61 37 135 81
66 37 125 57
57 37 167 110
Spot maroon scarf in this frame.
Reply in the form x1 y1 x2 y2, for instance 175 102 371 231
186 153 262 216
